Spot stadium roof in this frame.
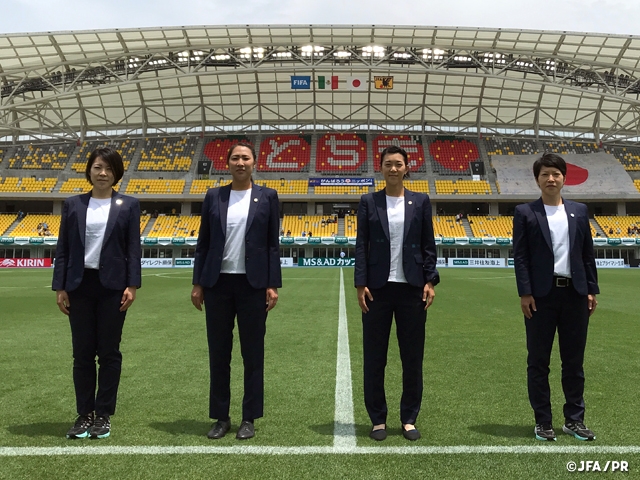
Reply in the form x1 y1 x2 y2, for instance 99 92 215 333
2 25 640 142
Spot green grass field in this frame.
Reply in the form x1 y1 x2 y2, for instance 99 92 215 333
1 267 639 479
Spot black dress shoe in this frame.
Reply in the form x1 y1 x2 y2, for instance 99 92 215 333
402 424 421 441
236 420 255 440
369 427 387 441
207 420 231 439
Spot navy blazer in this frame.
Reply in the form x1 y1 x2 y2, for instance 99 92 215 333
52 191 142 292
193 183 282 290
513 198 599 298
354 188 440 290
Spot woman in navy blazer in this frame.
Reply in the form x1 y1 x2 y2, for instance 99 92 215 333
191 141 281 441
355 145 440 441
52 147 141 440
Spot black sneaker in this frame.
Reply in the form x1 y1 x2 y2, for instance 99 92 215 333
534 423 557 441
563 421 595 441
90 415 111 439
66 413 94 439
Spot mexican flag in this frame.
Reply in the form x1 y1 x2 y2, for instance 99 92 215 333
318 75 338 89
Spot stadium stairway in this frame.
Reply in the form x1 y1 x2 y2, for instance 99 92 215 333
141 218 155 236
590 219 605 237
309 134 319 172
3 216 21 236
476 139 499 194
461 218 474 237
338 218 345 236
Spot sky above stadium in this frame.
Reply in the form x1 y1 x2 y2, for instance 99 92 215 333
1 0 639 36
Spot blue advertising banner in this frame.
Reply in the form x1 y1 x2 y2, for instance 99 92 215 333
290 76 311 89
308 177 374 186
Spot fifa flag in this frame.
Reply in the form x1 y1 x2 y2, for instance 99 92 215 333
374 76 394 89
318 75 338 89
347 76 367 91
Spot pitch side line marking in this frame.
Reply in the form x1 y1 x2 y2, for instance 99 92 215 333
333 268 356 448
3 445 640 457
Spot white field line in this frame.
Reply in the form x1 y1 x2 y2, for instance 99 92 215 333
333 268 356 448
2 445 640 457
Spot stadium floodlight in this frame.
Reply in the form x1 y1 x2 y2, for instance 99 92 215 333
361 45 385 58
301 45 325 57
334 51 352 58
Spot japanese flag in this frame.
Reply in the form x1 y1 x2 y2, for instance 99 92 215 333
347 76 367 91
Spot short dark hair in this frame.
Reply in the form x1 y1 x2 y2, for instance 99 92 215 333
85 147 125 186
533 152 566 179
227 141 256 163
380 144 408 167
380 144 410 179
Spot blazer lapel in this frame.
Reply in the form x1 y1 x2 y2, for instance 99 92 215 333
374 190 390 241
77 193 91 248
245 183 262 232
403 189 415 241
564 199 577 249
532 198 553 252
219 184 231 236
103 190 122 246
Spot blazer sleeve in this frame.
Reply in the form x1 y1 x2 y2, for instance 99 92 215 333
421 195 440 286
580 205 600 295
51 199 70 291
513 205 532 297
193 190 212 285
354 195 369 287
267 189 282 288
127 198 142 288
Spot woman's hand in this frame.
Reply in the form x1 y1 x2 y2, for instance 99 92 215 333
56 290 70 315
191 284 204 311
357 286 373 313
120 287 137 312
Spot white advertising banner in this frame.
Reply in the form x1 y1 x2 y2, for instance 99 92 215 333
436 257 447 267
141 258 174 268
280 257 295 267
595 258 626 268
448 258 506 267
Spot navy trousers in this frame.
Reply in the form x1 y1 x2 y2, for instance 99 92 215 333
362 282 427 426
203 274 267 422
68 269 127 417
525 283 590 424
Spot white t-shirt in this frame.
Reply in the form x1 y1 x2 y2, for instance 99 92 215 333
84 197 111 269
544 203 571 277
221 188 252 274
386 195 407 283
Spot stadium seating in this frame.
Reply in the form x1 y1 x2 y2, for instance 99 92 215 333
0 147 5 163
604 145 640 171
543 141 598 155
435 180 491 195
11 214 61 237
147 215 201 237
137 137 198 171
8 143 75 169
372 135 425 172
0 214 17 235
316 133 368 174
345 215 357 237
189 178 232 195
432 215 466 237
313 185 368 195
468 215 514 237
429 138 479 175
375 179 430 193
281 215 338 237
59 178 122 193
635 179 640 193
258 135 311 172
0 177 57 193
71 139 137 172
139 214 151 235
125 179 185 195
594 215 640 236
254 180 308 195
484 137 539 156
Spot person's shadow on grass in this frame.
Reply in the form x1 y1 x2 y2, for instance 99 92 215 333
8 423 70 438
310 422 398 438
469 424 532 439
149 419 211 436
